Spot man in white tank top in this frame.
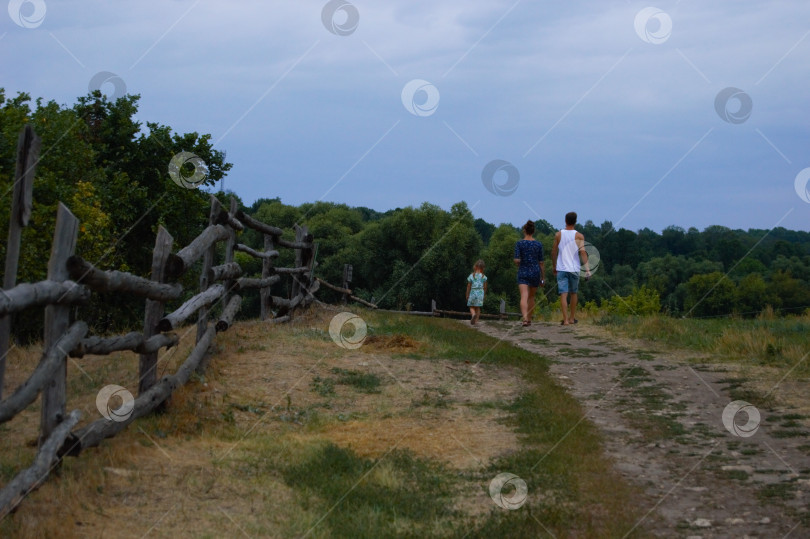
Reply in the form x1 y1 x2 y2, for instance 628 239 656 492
552 212 590 325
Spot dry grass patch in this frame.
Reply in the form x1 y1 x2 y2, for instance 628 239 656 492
1 307 539 537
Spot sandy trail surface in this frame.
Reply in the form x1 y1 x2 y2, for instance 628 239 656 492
475 319 810 538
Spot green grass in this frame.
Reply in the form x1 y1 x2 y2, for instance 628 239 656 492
633 350 657 361
282 443 461 537
617 366 689 441
757 482 797 501
719 469 750 481
716 377 777 408
311 375 336 396
557 347 609 358
331 368 383 393
770 429 810 439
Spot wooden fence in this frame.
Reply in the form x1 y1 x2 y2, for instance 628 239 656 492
0 127 318 516
315 272 521 320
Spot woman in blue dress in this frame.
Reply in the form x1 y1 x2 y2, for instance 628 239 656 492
513 220 545 326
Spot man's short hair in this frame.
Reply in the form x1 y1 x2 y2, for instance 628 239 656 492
565 212 577 226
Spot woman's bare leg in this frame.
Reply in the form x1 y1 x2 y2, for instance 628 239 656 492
527 286 538 322
519 284 529 322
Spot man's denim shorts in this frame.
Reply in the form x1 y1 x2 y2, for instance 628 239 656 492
557 271 580 294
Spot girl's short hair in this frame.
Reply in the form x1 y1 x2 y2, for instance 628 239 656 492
522 220 535 235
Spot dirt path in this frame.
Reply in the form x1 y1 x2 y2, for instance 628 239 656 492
475 320 810 538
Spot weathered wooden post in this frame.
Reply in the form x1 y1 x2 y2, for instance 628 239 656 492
40 203 78 445
197 196 219 343
288 224 311 319
290 225 304 304
431 299 437 315
500 299 506 320
0 125 39 400
222 197 238 304
342 264 352 305
306 243 318 292
301 237 315 299
140 226 173 395
260 232 275 321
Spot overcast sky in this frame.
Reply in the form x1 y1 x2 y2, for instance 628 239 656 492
3 0 809 232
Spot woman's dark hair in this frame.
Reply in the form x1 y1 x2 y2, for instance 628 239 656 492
522 220 535 235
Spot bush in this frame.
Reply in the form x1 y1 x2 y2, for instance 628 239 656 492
603 285 661 315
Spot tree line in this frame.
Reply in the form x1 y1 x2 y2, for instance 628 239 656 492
2 90 809 343
245 199 810 319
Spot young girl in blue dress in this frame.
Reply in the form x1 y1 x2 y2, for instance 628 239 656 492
466 259 488 325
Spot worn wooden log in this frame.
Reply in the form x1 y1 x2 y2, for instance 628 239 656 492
207 262 242 283
267 315 290 325
235 210 283 236
0 409 81 517
274 266 310 275
234 275 281 291
233 244 279 260
70 332 178 358
302 280 321 307
269 294 304 310
66 256 182 301
303 278 320 297
215 295 242 332
140 226 173 396
275 238 313 250
40 203 78 445
72 325 216 451
0 321 87 425
315 277 352 295
164 224 230 278
381 310 435 316
156 284 225 332
433 308 509 319
0 280 90 317
212 199 244 231
350 295 378 309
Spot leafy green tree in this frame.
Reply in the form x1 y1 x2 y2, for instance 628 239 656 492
768 270 810 313
483 224 520 308
0 89 233 339
474 218 496 245
684 272 737 317
735 273 777 316
607 264 636 297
